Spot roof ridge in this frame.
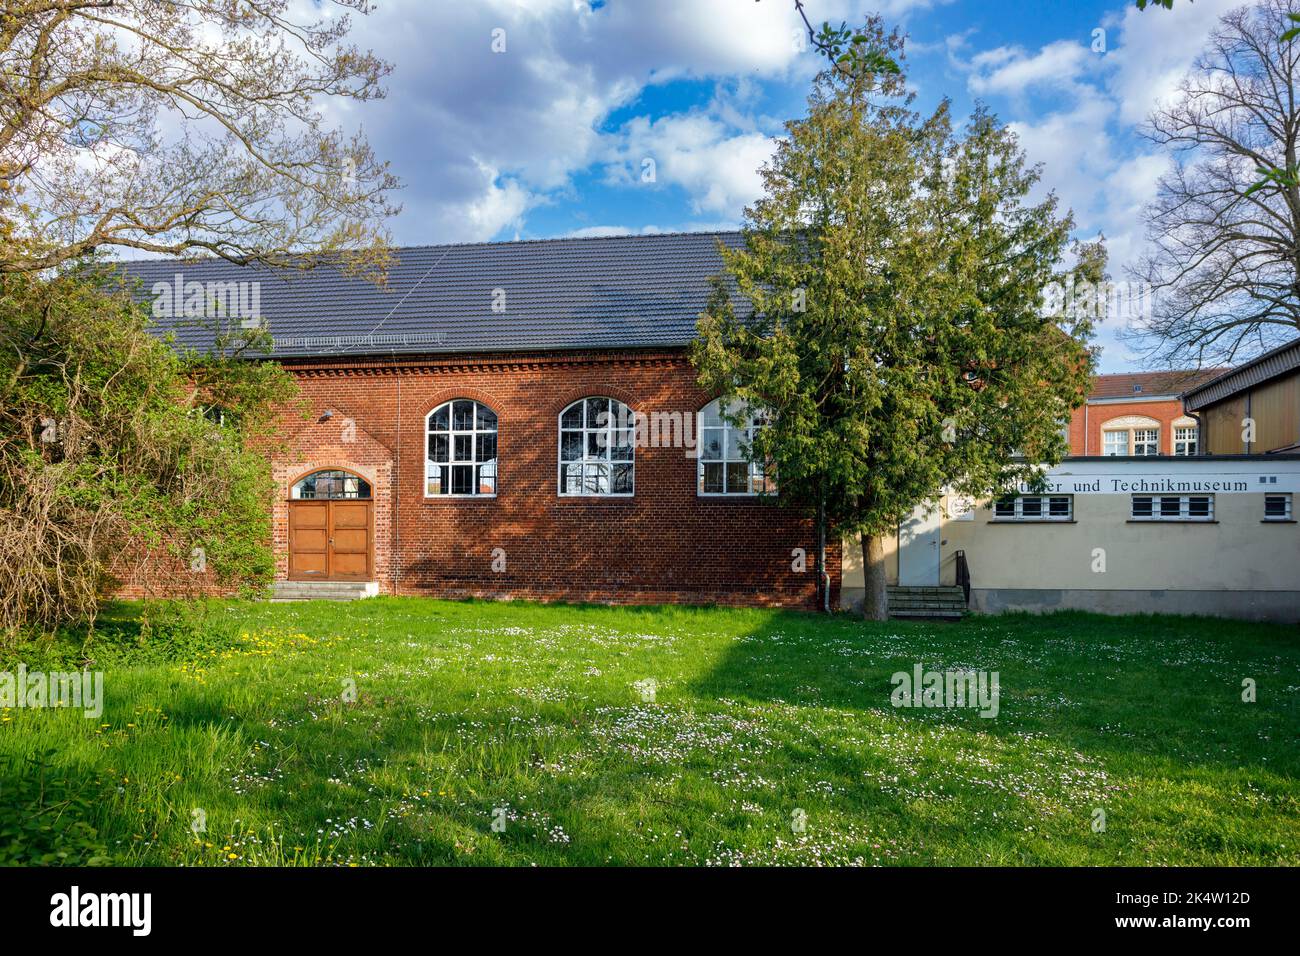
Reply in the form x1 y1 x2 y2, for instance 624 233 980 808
389 229 743 254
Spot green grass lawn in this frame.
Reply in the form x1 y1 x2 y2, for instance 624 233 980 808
2 598 1297 866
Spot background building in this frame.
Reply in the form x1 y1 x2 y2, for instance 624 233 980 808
1067 370 1222 457
842 455 1300 622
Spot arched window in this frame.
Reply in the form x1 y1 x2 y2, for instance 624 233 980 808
698 398 770 496
558 397 634 496
1101 415 1161 457
291 469 371 500
426 399 498 496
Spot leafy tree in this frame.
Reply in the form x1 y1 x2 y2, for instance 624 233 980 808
0 266 300 640
0 0 397 274
1132 0 1300 364
693 21 1093 619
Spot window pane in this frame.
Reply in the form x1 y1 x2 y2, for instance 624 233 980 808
586 398 609 428
1132 496 1152 517
429 433 449 463
1049 497 1070 517
561 462 582 494
703 462 724 494
476 464 496 495
586 431 608 460
430 404 449 430
451 464 473 495
453 434 473 462
612 463 633 494
1265 495 1286 516
725 462 749 494
427 465 446 495
1189 496 1211 517
476 404 497 430
725 428 744 459
609 400 631 429
585 462 610 494
1021 497 1042 516
476 433 497 463
701 428 724 460
994 499 1015 517
561 402 582 428
1159 497 1180 516
561 431 583 461
452 400 475 430
611 429 634 461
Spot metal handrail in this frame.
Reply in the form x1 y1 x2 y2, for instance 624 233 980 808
954 550 971 606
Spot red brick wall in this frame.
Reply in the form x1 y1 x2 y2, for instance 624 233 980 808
1067 398 1193 456
270 349 837 610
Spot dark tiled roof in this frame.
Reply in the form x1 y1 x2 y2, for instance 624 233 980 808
113 231 744 358
1183 338 1300 410
1087 368 1225 401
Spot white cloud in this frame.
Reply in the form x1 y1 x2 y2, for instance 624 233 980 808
968 40 1094 96
954 2 1251 369
306 0 959 242
604 113 776 217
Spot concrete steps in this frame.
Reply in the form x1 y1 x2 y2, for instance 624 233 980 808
269 581 378 602
887 585 968 621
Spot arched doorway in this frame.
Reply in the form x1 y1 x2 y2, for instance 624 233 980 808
288 468 374 581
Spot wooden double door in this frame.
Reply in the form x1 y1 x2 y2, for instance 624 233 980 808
288 499 374 581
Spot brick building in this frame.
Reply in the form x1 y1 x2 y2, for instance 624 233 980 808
125 232 837 609
1067 369 1223 457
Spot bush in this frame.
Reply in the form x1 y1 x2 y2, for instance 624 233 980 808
0 267 301 642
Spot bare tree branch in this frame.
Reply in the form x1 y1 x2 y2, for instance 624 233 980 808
1129 0 1300 365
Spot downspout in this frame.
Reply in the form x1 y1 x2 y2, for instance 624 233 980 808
817 489 829 613
393 349 401 594
1083 402 1089 455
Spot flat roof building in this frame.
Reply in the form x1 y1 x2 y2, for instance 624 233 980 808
843 454 1300 623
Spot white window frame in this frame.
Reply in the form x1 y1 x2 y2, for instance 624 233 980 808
697 398 772 497
1132 428 1160 456
992 495 1073 521
1130 494 1215 522
1264 493 1293 521
1102 430 1128 456
425 399 498 498
1173 426 1198 456
557 397 635 497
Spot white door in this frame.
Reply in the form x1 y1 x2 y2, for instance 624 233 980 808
898 504 941 586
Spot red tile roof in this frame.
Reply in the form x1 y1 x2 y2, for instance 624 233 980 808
1088 369 1226 401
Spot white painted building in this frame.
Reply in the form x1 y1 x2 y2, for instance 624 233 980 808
842 455 1300 622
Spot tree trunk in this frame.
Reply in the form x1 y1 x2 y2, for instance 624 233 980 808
860 531 888 621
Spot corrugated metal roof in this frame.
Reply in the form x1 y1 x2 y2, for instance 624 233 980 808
111 231 745 358
1182 338 1300 410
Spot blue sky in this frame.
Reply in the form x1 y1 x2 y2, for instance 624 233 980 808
322 0 1249 371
